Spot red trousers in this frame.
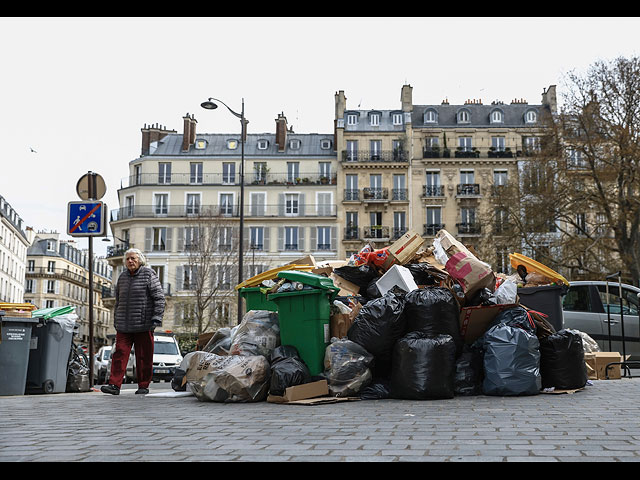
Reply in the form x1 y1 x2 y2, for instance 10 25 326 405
109 331 154 388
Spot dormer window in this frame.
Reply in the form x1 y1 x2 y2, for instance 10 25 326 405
195 138 207 149
525 110 537 123
347 114 358 126
257 139 269 150
320 139 332 150
289 139 301 150
457 109 470 124
392 113 403 126
369 112 380 126
424 109 438 124
490 110 503 124
227 139 238 150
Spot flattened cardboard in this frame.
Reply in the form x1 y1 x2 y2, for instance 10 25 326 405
541 387 585 394
267 379 329 403
459 303 519 344
286 255 317 267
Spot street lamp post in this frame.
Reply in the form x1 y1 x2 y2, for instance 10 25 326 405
201 97 246 325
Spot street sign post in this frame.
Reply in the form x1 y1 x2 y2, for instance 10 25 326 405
70 171 108 387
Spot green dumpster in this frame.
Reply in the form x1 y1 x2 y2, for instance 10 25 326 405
239 287 278 312
267 271 340 376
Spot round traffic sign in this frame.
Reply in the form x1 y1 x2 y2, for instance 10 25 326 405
76 172 106 200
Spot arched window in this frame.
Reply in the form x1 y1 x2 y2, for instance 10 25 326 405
424 109 438 124
457 109 470 124
490 109 503 124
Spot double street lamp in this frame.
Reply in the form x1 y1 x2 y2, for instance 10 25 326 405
201 97 247 325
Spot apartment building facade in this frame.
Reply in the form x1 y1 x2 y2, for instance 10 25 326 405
0 194 33 303
106 113 339 331
24 232 114 347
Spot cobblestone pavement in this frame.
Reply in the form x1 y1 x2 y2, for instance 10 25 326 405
1 379 640 462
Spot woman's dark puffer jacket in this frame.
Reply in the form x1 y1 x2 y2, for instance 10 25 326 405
114 266 166 333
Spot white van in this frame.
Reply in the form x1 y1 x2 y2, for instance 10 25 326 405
107 331 183 384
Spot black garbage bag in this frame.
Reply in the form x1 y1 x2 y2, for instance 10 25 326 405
454 343 484 396
403 287 463 356
489 306 536 334
268 345 311 397
365 278 382 301
539 329 587 390
359 377 392 400
323 338 374 397
347 292 406 361
66 359 90 393
390 333 457 400
405 263 438 286
333 264 379 290
482 324 541 396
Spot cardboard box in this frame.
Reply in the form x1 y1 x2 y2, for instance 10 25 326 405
330 302 361 339
592 352 623 379
267 380 329 403
286 255 317 267
382 230 424 270
329 272 361 296
459 303 519 344
376 264 419 295
584 353 598 380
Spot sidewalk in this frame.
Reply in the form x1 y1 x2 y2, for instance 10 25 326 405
1 379 640 462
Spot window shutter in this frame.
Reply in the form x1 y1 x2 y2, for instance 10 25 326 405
331 227 337 251
176 266 183 291
278 227 284 251
243 226 250 250
145 228 152 252
177 227 184 251
166 227 173 252
278 193 285 217
263 227 270 252
299 193 305 217
55 280 59 294
210 265 218 289
298 226 305 251
310 227 317 251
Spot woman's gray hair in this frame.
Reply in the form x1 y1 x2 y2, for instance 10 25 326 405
123 248 147 267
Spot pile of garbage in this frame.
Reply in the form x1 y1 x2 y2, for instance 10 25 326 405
174 229 592 403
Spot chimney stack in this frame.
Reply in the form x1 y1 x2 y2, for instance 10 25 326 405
275 112 287 152
182 113 197 152
141 123 176 156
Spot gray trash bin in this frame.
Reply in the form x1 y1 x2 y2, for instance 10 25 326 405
26 315 76 394
0 315 39 396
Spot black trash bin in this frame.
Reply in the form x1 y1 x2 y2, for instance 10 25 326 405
0 315 39 396
517 284 568 332
26 315 76 394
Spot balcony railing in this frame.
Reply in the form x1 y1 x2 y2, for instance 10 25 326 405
341 150 409 163
344 189 360 201
423 223 445 236
106 244 130 258
457 184 481 196
423 185 445 197
102 284 172 298
392 227 408 240
363 225 390 239
344 226 359 240
362 188 389 201
121 172 337 188
392 189 408 201
422 147 519 159
457 223 481 235
111 204 338 221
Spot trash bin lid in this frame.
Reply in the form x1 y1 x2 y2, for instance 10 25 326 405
509 253 569 286
32 305 75 320
276 270 340 299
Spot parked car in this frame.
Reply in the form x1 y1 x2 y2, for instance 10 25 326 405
93 346 112 385
106 332 183 384
562 280 640 360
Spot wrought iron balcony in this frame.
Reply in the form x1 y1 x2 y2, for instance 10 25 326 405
457 184 481 196
363 225 390 239
423 223 444 236
457 223 481 235
392 189 408 201
423 185 445 197
363 187 389 201
121 172 337 188
344 226 359 240
343 189 360 201
341 150 409 163
392 227 408 240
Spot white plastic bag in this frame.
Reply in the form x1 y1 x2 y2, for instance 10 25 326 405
494 280 518 304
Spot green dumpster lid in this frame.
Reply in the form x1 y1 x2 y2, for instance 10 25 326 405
32 305 76 320
275 270 340 299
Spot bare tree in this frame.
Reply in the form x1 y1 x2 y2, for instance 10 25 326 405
175 206 246 336
481 56 640 285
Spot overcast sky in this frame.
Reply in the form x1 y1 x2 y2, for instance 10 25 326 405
1 17 639 257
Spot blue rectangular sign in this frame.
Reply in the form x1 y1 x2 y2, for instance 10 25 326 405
67 201 107 236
